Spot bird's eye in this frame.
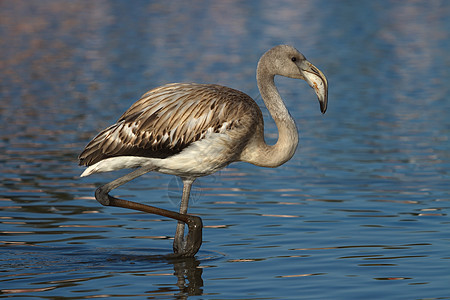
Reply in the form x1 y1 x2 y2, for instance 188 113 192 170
291 57 297 62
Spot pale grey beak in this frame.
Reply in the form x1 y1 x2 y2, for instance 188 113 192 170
301 61 328 114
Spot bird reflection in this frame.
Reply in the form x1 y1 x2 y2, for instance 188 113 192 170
171 256 203 297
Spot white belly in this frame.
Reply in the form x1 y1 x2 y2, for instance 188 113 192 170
80 132 234 178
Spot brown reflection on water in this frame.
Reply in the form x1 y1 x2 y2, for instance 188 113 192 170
292 242 432 270
0 1 448 298
276 273 325 278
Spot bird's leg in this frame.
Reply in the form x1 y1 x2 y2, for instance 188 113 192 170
94 166 156 206
94 167 202 257
173 178 196 254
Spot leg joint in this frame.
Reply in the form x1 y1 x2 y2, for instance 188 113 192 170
95 186 111 206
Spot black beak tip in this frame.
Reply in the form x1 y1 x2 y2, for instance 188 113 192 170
320 102 327 114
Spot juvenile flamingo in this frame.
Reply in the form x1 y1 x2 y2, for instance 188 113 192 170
79 45 328 256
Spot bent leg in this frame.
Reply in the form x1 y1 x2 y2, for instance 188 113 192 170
94 167 202 257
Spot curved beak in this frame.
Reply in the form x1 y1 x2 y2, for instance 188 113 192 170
301 61 328 114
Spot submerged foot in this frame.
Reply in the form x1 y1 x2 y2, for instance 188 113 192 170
173 215 203 257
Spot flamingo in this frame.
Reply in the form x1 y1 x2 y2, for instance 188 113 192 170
79 45 328 257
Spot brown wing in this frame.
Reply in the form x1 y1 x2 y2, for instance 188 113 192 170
78 83 261 166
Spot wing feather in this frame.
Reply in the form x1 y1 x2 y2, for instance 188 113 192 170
78 83 260 166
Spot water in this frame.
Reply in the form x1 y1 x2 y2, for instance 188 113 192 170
1 0 449 299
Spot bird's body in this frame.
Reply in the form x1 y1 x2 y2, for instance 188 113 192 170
79 83 264 178
79 45 328 257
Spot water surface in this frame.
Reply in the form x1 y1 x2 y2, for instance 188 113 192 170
1 0 449 299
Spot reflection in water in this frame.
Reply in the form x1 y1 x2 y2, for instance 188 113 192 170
0 0 449 298
171 257 204 296
1 245 209 297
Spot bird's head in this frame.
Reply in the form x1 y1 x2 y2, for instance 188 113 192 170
259 45 328 114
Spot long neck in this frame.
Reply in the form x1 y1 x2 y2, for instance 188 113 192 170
249 62 299 168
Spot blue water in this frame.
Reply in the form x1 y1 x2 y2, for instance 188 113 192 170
1 0 449 299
